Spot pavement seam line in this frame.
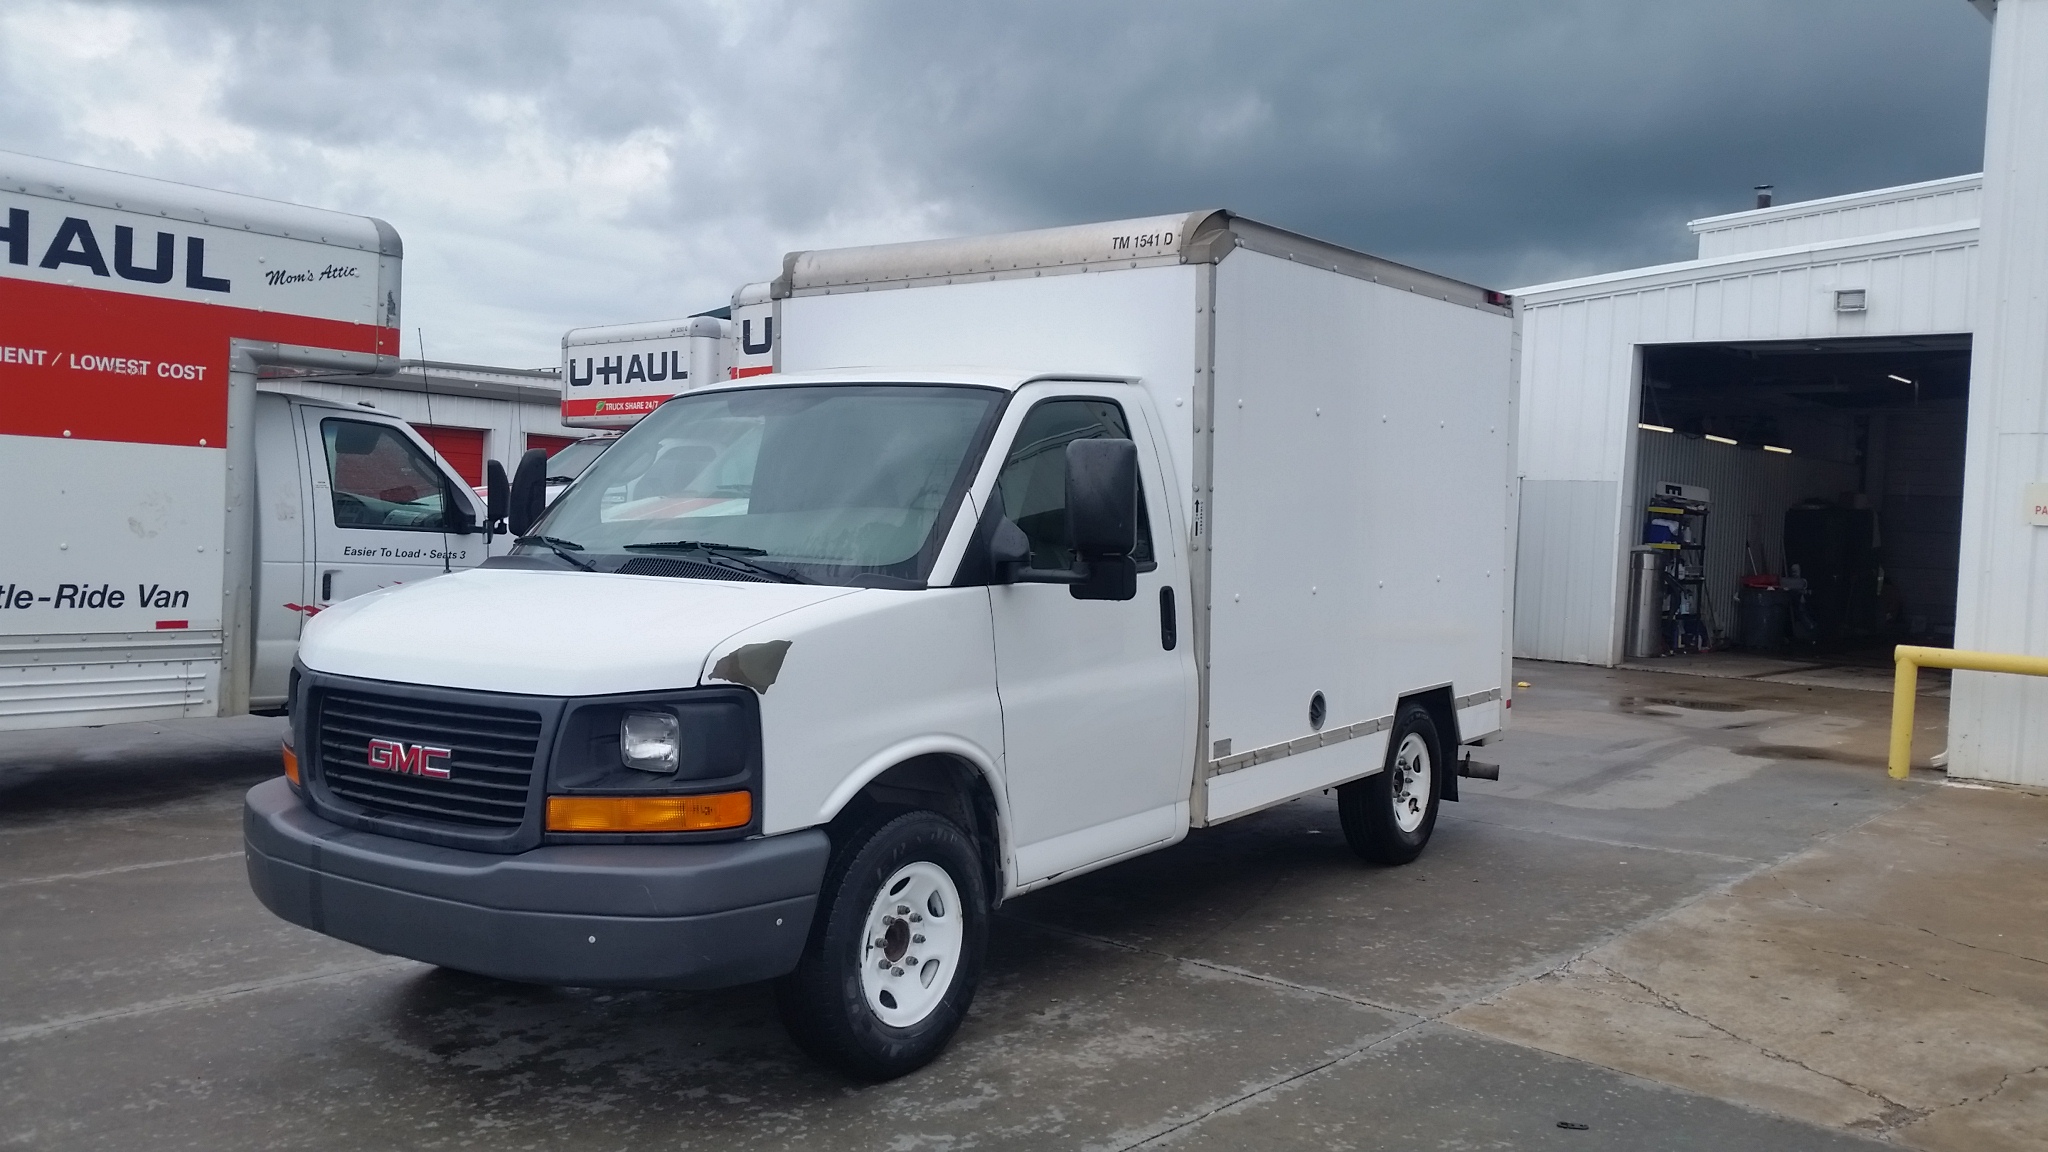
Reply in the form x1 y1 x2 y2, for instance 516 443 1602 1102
1584 959 1929 1130
995 912 1421 1019
1440 813 1756 863
1106 1016 1438 1151
1101 784 1936 1147
0 959 419 1043
0 851 243 889
1764 871 2048 971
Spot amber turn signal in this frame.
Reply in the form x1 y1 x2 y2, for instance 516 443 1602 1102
546 791 752 833
281 742 300 786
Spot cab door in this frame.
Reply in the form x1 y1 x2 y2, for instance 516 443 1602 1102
984 383 1198 885
297 408 485 608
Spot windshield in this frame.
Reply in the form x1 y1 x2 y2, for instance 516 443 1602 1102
525 384 1006 586
546 437 614 482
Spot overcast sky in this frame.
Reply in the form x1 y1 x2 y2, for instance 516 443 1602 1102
0 1 1993 367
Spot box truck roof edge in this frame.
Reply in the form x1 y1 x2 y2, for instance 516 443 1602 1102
769 208 1509 317
2 148 402 259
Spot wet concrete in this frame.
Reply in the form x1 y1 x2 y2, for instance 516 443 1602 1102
0 661 2011 1149
1452 781 2048 1150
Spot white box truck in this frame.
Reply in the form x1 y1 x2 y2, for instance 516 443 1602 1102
0 151 493 730
245 211 1517 1079
560 315 728 429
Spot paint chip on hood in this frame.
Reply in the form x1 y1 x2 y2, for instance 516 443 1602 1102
711 640 791 693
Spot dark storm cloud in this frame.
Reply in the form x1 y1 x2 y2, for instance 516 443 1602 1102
0 0 1990 360
801 0 1991 285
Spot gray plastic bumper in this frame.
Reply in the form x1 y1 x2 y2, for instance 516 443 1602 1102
243 777 828 990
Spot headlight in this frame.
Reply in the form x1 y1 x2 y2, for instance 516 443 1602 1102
620 710 681 773
548 686 761 797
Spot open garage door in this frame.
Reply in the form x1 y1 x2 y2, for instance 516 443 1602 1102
1628 334 1969 680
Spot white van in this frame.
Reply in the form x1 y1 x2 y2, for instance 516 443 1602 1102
245 211 1517 1079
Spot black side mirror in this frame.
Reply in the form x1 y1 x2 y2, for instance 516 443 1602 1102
508 448 548 537
485 459 509 530
1065 438 1138 601
443 486 476 535
1065 438 1138 556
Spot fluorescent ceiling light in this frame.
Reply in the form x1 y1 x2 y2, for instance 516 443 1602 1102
1763 444 1792 455
1705 434 1738 445
1887 374 1913 384
1638 422 1674 433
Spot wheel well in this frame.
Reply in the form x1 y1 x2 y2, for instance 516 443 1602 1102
829 754 1007 905
1398 686 1463 802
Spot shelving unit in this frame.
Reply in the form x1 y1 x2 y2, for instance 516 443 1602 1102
1644 496 1711 652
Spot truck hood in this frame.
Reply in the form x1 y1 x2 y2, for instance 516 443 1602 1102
299 568 863 696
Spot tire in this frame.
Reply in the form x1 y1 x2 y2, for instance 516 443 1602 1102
774 810 988 1080
1337 703 1443 865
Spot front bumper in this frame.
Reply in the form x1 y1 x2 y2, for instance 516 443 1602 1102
244 777 828 989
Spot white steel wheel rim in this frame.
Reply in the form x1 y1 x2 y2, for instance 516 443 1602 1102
858 860 964 1028
1391 732 1432 833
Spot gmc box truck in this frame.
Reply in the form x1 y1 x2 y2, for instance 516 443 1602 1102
0 150 492 730
245 211 1518 1079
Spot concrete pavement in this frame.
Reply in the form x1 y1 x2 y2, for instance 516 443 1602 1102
1 661 2038 1149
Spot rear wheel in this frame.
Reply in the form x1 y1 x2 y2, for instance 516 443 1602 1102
775 810 987 1080
1338 704 1442 865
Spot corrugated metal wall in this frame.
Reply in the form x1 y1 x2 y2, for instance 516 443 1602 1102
1878 403 1969 638
1513 224 1978 666
1630 430 1859 641
1694 176 1981 259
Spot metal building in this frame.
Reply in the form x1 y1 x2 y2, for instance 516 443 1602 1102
1512 0 2048 790
1513 176 1979 664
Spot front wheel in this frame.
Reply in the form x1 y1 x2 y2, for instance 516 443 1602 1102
1337 704 1443 865
775 810 987 1080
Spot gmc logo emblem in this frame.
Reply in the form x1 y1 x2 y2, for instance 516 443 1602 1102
366 738 452 779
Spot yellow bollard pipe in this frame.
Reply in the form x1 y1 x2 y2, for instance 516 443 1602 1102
1889 649 1920 780
1888 644 2048 779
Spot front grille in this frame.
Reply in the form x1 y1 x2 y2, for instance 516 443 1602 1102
618 557 774 582
316 688 543 829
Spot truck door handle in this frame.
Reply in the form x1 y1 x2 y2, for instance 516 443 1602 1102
321 570 336 602
1160 587 1177 651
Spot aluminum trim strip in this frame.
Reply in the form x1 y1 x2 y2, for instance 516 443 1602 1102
1209 712 1393 778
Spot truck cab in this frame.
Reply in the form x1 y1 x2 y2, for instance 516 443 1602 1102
251 392 491 709
248 370 1192 1074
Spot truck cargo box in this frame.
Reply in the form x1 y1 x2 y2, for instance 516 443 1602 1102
772 210 1518 823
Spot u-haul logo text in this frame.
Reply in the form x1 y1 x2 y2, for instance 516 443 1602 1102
3 207 233 293
366 738 452 779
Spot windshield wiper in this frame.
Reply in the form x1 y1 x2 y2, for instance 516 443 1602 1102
514 534 595 572
624 539 769 554
622 539 809 583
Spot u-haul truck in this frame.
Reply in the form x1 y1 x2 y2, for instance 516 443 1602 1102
560 316 727 429
554 282 779 437
0 151 489 731
729 281 778 378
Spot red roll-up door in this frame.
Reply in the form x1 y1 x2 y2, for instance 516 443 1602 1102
526 433 579 458
414 424 486 486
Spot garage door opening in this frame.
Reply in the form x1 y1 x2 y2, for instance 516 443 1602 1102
1625 334 1970 687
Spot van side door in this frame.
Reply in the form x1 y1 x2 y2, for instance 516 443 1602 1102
296 408 486 608
982 383 1198 885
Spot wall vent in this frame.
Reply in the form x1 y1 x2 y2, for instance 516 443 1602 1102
1835 289 1868 313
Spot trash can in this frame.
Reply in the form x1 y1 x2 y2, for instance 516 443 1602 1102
1627 549 1664 659
1737 585 1792 651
